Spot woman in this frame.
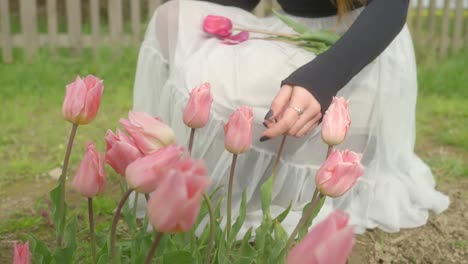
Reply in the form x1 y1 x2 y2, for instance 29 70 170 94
132 0 449 235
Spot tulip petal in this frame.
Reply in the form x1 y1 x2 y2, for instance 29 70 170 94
222 31 249 45
314 226 355 264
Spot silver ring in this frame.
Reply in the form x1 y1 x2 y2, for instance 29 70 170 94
289 105 304 116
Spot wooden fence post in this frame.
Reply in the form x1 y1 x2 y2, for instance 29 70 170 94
47 0 58 55
131 0 142 45
0 0 13 63
414 0 424 39
19 0 39 62
451 0 463 52
90 0 100 57
66 0 82 55
108 0 123 54
438 0 451 58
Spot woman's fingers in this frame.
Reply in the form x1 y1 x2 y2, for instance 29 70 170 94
286 87 321 136
295 114 322 137
264 85 293 121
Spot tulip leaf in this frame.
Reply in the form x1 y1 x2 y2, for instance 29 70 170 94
27 234 52 264
260 175 274 217
163 250 194 264
298 196 326 240
235 227 257 263
50 182 67 241
53 215 77 263
274 202 292 224
229 190 247 242
272 9 310 34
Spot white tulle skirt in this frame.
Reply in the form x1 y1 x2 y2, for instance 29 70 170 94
132 0 449 235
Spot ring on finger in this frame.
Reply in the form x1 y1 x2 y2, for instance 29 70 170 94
288 105 305 116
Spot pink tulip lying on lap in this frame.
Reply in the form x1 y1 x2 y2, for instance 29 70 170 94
315 149 364 198
125 144 185 193
203 15 233 38
105 129 143 176
222 31 250 45
287 210 354 264
13 241 30 264
62 75 104 125
146 158 211 233
183 82 213 129
72 142 107 198
224 106 253 154
321 97 351 146
120 111 176 155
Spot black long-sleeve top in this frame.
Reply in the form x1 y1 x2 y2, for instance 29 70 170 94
204 0 410 114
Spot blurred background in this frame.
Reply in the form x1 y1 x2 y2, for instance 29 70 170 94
0 0 467 262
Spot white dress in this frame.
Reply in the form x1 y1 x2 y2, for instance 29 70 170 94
132 0 449 235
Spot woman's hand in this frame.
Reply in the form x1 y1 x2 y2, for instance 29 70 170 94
260 85 322 141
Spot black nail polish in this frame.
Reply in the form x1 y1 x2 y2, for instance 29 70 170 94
264 109 273 120
259 136 270 142
262 122 268 128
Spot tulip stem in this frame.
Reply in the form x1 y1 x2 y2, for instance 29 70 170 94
110 188 134 262
226 154 238 239
233 27 297 38
144 232 164 264
88 198 97 264
56 123 78 247
326 145 333 158
272 136 287 181
203 192 216 264
188 128 196 155
286 193 324 249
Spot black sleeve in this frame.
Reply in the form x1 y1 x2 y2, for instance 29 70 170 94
203 0 260 11
282 0 409 116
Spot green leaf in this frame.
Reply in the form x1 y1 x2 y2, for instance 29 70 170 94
274 202 292 224
260 176 274 217
121 194 137 232
298 196 326 240
234 227 256 264
53 216 77 263
229 191 247 242
27 234 52 264
163 250 194 263
272 9 311 34
50 182 67 240
295 31 340 45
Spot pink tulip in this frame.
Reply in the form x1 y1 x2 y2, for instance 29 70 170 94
147 158 211 233
120 111 176 155
105 129 143 176
13 241 30 264
203 15 233 38
62 75 104 125
183 83 213 128
315 149 364 198
287 210 354 264
125 144 185 193
321 97 351 146
224 106 253 154
72 142 106 197
222 31 250 45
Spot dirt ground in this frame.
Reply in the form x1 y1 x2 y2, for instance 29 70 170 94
1 175 467 263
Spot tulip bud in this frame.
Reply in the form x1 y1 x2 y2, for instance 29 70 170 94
72 142 107 197
13 241 31 264
315 149 364 198
183 83 213 128
120 111 176 155
224 106 253 154
125 144 185 193
203 15 233 38
62 75 104 125
287 210 354 264
105 129 143 176
321 97 351 146
147 158 211 233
